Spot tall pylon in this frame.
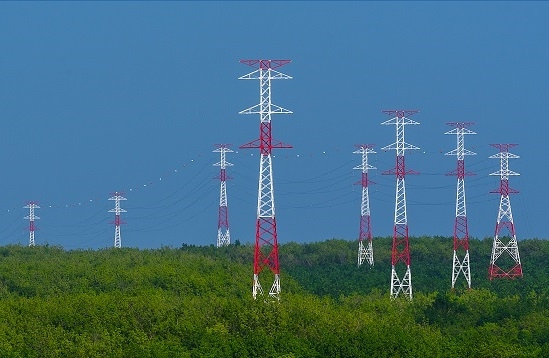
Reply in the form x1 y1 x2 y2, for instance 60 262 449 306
381 110 420 300
109 192 127 248
489 144 522 279
239 59 293 300
24 201 40 247
445 122 476 289
213 144 233 247
354 144 376 267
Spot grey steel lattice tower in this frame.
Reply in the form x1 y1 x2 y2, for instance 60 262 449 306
354 144 376 267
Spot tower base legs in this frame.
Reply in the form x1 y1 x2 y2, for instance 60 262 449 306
390 265 412 300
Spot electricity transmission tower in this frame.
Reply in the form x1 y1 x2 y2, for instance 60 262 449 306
24 201 40 247
239 59 293 300
109 192 127 248
381 110 420 300
445 122 476 289
214 144 233 247
354 144 376 267
488 144 522 279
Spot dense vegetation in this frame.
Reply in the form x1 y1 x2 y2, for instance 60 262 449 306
0 236 548 357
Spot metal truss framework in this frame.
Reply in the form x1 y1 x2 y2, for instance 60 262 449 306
489 144 522 279
109 192 127 249
24 201 40 247
381 110 420 300
445 122 476 289
354 144 376 267
213 144 233 247
239 59 292 301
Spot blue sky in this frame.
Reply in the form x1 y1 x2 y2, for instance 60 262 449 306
0 1 546 249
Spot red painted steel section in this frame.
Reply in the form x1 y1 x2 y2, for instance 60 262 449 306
254 217 280 275
392 223 411 266
359 211 371 243
453 216 469 251
382 110 419 118
240 59 291 70
218 206 229 231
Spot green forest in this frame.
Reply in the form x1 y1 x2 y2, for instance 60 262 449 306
0 236 548 357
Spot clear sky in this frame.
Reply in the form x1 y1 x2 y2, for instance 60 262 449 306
0 1 546 249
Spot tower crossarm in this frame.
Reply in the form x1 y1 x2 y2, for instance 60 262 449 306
239 69 292 81
240 59 292 70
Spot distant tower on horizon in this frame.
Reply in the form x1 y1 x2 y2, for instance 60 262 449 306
354 144 376 267
24 201 40 247
445 122 476 289
488 144 522 279
109 192 127 248
213 144 233 247
239 59 293 300
381 110 420 300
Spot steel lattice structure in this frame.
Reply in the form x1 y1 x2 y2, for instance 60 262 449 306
488 144 523 279
24 201 40 247
445 122 476 289
109 192 127 248
213 144 233 247
381 110 420 300
354 144 376 267
239 59 292 300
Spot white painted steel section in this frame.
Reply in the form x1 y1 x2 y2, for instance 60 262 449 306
381 116 420 156
390 265 412 300
269 274 281 300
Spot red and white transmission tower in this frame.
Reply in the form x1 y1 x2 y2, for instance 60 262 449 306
488 144 522 279
24 201 40 247
109 192 127 248
354 144 376 267
213 144 233 247
445 122 476 289
381 110 420 300
239 59 292 300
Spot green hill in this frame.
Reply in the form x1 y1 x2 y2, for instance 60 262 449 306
0 237 547 357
